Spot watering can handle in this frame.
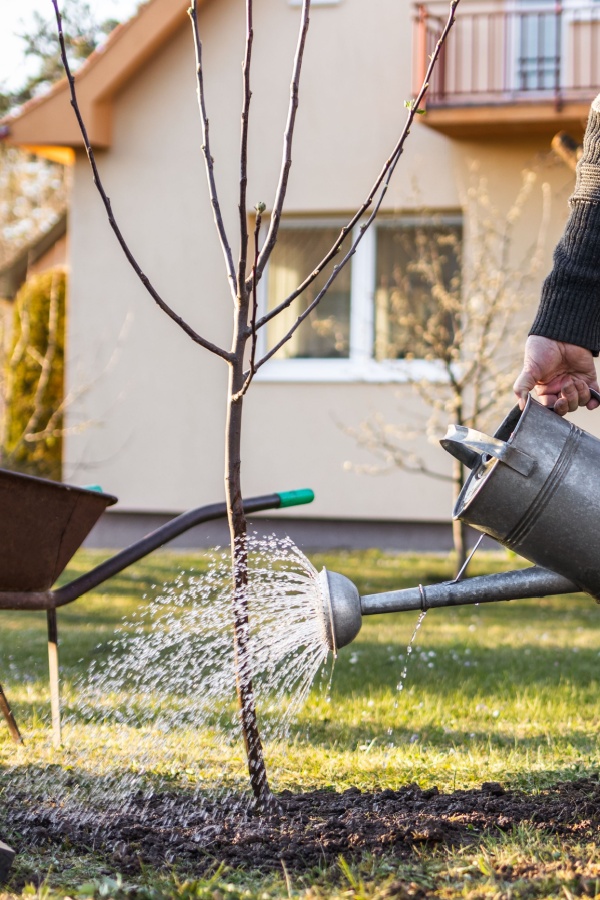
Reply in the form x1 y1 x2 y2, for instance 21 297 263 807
440 424 535 476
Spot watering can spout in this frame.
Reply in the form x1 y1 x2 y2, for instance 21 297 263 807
317 565 579 651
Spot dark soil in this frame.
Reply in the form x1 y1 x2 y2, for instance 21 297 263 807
6 776 600 877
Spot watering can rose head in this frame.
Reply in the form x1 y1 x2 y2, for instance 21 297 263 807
316 568 362 653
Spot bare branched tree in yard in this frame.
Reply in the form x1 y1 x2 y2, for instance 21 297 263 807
346 168 551 569
51 0 459 810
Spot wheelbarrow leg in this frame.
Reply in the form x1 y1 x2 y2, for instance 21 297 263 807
47 610 61 747
0 681 23 744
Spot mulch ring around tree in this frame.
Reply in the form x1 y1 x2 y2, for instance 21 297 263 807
5 775 600 876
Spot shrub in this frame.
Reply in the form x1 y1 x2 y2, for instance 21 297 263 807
4 267 66 480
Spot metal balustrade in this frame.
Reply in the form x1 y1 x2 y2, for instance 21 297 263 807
414 2 600 108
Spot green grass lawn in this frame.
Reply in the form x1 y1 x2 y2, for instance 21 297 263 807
1 548 600 899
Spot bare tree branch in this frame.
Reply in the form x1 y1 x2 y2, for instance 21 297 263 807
248 0 311 287
50 0 232 362
255 228 360 370
232 208 263 401
343 416 453 483
255 0 459 335
189 0 239 304
236 0 254 297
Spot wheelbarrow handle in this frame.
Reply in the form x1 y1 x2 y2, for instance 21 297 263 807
51 489 314 607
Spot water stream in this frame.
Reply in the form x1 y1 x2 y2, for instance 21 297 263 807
395 610 428 697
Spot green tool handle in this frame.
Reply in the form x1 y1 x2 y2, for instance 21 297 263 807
277 488 315 508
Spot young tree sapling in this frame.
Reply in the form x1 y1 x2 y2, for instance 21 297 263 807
51 0 459 810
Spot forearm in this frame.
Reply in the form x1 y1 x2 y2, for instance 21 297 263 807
530 94 600 353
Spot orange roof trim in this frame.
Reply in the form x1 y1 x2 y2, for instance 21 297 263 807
2 0 192 152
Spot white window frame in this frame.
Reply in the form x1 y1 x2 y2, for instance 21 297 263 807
255 215 461 384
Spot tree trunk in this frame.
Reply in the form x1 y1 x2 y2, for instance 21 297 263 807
451 455 467 575
225 353 274 812
449 391 469 575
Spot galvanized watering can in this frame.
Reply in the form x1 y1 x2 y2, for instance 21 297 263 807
318 393 600 653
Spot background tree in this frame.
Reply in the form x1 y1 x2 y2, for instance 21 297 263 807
345 168 551 570
0 145 70 269
0 0 120 117
0 268 66 481
51 0 459 810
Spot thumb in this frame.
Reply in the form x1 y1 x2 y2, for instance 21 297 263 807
513 367 536 407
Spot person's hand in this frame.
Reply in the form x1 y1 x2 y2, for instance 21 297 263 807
513 335 600 416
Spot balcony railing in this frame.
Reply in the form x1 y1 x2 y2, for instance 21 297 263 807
414 2 600 108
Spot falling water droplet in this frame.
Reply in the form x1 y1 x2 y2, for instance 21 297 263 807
393 610 428 707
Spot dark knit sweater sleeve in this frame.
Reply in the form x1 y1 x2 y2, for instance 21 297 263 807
530 94 600 352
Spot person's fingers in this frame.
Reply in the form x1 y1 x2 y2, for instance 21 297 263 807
516 393 528 411
536 392 560 409
573 380 592 409
551 380 585 415
558 380 579 413
584 376 600 408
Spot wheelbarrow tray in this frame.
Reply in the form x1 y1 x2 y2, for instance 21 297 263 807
0 468 117 592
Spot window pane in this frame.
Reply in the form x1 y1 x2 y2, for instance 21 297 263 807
266 227 351 359
374 222 461 361
517 6 558 91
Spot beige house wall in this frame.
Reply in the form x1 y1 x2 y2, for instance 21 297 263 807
64 0 584 524
29 234 68 276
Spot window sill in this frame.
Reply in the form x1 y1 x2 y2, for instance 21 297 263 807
254 358 450 384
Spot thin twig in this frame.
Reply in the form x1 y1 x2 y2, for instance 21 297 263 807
346 418 453 483
248 0 311 288
248 213 261 377
255 233 358 370
255 0 459 335
189 0 238 303
237 0 254 296
232 208 262 401
50 0 232 362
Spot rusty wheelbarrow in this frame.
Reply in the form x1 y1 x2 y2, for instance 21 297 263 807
0 467 314 747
